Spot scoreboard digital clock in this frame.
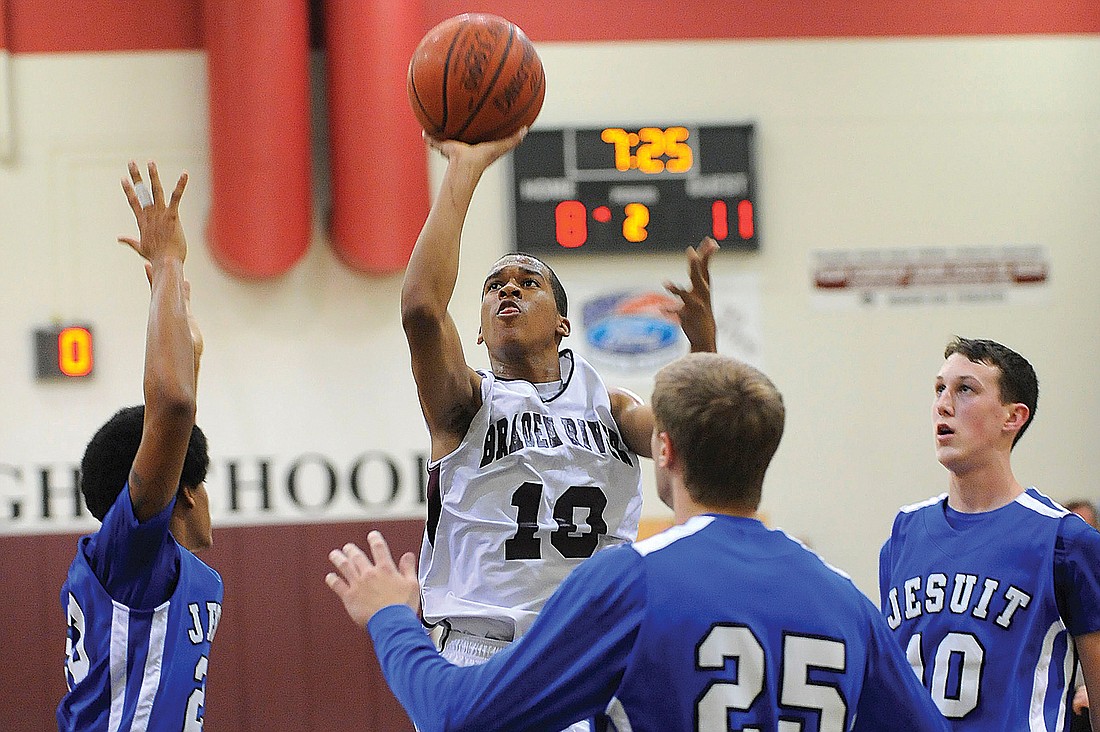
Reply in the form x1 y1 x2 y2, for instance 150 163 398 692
510 124 757 255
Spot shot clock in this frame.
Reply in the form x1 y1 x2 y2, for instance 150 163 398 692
34 324 94 380
510 124 757 255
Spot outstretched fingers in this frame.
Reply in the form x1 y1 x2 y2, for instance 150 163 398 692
117 235 141 255
119 161 150 254
688 237 718 290
366 530 398 572
663 280 687 301
167 171 188 212
118 159 191 267
344 541 373 574
398 551 418 582
324 571 350 595
664 237 719 352
328 543 368 584
324 533 421 625
121 160 144 217
121 160 187 216
121 161 154 236
326 534 412 586
146 160 165 208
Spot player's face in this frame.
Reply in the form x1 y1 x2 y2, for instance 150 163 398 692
932 354 1016 473
479 256 567 356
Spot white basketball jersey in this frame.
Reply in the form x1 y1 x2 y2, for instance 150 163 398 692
419 349 643 640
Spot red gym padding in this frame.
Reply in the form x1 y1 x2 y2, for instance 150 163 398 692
324 0 429 275
204 0 312 279
0 0 11 160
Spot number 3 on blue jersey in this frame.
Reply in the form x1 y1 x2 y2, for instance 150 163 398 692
65 593 90 688
695 623 848 730
505 482 609 560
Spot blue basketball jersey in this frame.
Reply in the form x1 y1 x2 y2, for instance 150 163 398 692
58 490 223 732
370 514 946 731
879 488 1100 731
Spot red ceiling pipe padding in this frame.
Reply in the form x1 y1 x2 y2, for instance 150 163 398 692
324 0 429 275
0 0 8 51
203 0 312 279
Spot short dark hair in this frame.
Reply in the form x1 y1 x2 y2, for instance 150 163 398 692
944 337 1038 447
1063 500 1097 528
501 252 568 317
80 405 209 521
652 353 785 511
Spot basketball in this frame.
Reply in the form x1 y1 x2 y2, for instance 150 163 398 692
407 14 546 144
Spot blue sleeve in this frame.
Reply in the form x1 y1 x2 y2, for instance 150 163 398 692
83 485 180 609
368 545 647 732
854 602 948 732
1054 514 1100 637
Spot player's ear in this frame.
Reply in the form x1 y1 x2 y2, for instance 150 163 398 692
476 326 484 346
655 431 674 469
177 484 197 509
557 316 570 339
1004 403 1029 434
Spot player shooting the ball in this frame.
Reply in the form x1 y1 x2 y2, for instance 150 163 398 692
398 126 720 711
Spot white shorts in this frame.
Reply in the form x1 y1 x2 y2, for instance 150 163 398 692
439 628 593 732
439 628 512 666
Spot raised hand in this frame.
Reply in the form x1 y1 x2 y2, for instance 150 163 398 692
119 160 189 265
424 126 528 174
663 236 719 353
326 531 420 627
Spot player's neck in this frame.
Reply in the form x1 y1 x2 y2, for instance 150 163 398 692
673 488 757 524
489 346 561 383
169 510 206 553
946 458 1024 513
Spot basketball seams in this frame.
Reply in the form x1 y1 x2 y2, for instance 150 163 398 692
408 67 439 133
451 22 516 143
437 27 467 137
480 56 544 142
407 18 468 135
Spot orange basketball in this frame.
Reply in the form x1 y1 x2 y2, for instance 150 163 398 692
407 14 546 144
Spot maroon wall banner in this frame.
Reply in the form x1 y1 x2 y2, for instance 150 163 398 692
0 519 423 731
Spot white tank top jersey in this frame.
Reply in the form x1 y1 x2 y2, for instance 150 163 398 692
419 349 643 641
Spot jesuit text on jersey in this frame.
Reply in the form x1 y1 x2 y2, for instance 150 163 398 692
884 572 1032 630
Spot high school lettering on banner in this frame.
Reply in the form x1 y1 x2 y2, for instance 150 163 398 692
0 450 431 537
